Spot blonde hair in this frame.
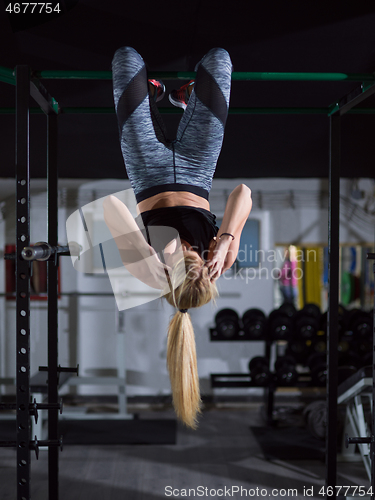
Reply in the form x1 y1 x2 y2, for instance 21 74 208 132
164 253 218 429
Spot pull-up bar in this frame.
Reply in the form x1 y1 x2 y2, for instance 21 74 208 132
1 66 375 83
28 70 375 82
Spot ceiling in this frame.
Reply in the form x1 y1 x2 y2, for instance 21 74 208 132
1 1 375 180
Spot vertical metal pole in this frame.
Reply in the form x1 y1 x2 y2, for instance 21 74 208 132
264 342 274 423
301 248 306 306
47 113 59 500
326 113 340 488
15 65 31 500
372 259 375 499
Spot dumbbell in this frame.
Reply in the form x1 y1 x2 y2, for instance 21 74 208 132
308 352 360 387
339 310 373 367
286 339 313 364
267 308 294 341
310 336 327 356
346 309 373 337
293 303 321 340
294 311 320 340
214 308 240 340
320 305 347 336
302 303 321 320
335 323 360 366
278 302 296 318
242 308 267 340
307 352 327 386
249 356 272 386
274 356 298 386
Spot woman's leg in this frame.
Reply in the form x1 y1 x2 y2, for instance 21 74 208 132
112 47 172 196
173 48 233 192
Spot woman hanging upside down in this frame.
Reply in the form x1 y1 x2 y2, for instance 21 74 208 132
103 46 252 429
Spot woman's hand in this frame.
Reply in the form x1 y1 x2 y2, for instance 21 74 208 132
205 236 232 282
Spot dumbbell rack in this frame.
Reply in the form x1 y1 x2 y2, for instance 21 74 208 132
210 304 374 424
210 328 283 424
210 358 327 425
210 311 331 425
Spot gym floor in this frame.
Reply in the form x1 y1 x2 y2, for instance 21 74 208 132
0 401 370 500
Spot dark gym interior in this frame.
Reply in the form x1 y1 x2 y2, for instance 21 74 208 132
0 3 375 499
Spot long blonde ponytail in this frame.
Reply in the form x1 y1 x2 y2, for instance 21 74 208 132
167 311 200 428
164 254 218 429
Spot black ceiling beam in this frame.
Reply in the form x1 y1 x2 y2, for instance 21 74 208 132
329 82 375 116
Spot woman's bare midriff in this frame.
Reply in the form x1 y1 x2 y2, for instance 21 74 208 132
137 191 210 213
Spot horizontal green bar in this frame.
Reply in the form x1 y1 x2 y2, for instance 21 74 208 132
58 106 375 115
34 70 113 80
0 66 16 80
31 70 375 82
231 72 375 82
0 66 15 86
0 66 14 79
2 107 375 115
0 107 328 115
62 107 114 114
61 107 329 114
149 71 196 80
0 63 374 82
229 107 329 114
0 75 16 86
0 108 41 114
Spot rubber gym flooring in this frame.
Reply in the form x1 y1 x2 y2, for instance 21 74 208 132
0 401 370 500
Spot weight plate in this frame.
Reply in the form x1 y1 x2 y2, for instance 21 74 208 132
215 308 240 338
215 308 239 324
278 303 296 318
341 272 353 306
242 308 266 322
249 356 269 373
302 303 321 319
307 352 326 370
268 312 294 340
274 355 296 372
311 362 327 386
307 401 326 440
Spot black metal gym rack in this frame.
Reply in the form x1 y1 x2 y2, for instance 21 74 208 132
370 254 375 493
0 66 77 500
0 64 374 499
344 252 375 493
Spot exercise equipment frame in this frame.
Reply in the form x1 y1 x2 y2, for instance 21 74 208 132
0 65 79 500
0 64 375 499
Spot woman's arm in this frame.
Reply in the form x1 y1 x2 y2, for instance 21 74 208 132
207 184 252 280
103 195 170 289
103 195 151 257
